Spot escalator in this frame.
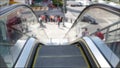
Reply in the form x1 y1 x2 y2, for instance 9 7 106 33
25 36 117 68
14 36 119 68
27 41 100 68
0 3 120 68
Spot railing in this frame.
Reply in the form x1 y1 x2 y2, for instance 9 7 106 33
87 5 120 59
90 20 120 59
64 3 120 42
90 21 120 43
0 4 49 68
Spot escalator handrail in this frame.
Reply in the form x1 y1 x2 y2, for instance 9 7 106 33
14 37 36 67
71 3 120 29
0 4 49 40
82 37 111 67
0 4 36 17
88 36 120 67
64 3 120 38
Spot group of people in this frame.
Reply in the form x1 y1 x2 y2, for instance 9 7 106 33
40 14 63 22
38 14 64 28
81 28 104 40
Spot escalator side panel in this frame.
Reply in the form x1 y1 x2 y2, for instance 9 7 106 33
78 41 99 67
15 38 36 67
90 37 119 67
83 37 111 67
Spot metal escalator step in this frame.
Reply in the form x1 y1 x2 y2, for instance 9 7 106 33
38 45 82 56
35 55 87 68
33 45 88 68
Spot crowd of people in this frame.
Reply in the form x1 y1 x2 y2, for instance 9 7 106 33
38 13 64 28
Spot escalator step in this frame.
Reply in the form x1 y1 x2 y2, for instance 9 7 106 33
33 45 88 68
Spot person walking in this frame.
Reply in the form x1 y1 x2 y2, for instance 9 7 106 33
38 15 45 28
41 15 45 23
95 28 104 40
44 12 49 23
57 16 61 27
82 28 89 37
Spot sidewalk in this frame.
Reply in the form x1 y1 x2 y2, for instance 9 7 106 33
32 6 75 44
65 11 76 23
27 21 72 44
43 22 72 39
41 8 75 39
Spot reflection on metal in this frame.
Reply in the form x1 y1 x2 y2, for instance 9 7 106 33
83 37 111 67
90 36 120 67
15 37 36 67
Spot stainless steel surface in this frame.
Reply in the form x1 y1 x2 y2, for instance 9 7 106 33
90 36 120 67
15 38 36 67
83 37 111 67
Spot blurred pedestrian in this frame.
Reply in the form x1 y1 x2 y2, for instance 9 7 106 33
41 15 45 23
38 15 45 28
95 28 104 40
71 18 72 23
50 15 54 22
54 15 58 23
57 16 61 27
82 28 89 37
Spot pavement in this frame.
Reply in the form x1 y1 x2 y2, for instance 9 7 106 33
32 6 77 44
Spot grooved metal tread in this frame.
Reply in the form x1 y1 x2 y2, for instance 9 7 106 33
33 45 88 68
